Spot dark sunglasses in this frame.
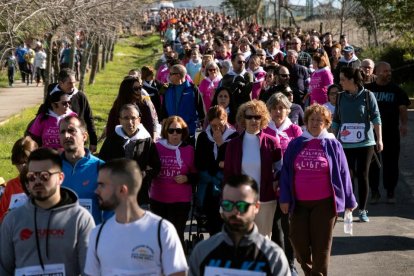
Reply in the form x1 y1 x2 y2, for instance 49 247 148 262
27 171 61 182
167 128 183 134
133 86 142 92
208 68 217 72
221 200 255 214
169 72 180 76
279 74 290 78
237 60 246 65
59 101 71 106
245 114 262 121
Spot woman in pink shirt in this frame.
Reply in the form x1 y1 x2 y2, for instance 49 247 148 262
279 104 357 276
308 53 333 105
150 116 197 245
198 61 222 112
263 92 302 274
28 90 76 150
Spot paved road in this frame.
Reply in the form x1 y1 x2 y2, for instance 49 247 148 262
297 111 414 275
1 81 413 276
0 82 43 125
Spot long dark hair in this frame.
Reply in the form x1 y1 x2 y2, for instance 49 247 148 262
112 76 143 114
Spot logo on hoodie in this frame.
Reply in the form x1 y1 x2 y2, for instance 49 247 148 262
20 228 33 240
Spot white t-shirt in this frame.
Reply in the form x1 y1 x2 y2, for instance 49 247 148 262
323 102 335 115
84 211 188 276
242 132 261 188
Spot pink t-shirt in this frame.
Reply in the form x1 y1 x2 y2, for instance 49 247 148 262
198 77 221 111
156 64 169 84
29 111 76 149
150 143 196 203
309 67 333 105
294 139 332 200
250 69 266 100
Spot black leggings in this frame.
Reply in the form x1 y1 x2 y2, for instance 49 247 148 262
344 146 374 210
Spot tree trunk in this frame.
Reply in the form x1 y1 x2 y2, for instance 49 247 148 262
101 36 106 70
79 34 94 92
105 37 112 63
110 37 116 62
44 33 53 100
88 37 100 85
69 32 76 70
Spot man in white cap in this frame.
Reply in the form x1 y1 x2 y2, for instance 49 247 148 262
333 45 361 83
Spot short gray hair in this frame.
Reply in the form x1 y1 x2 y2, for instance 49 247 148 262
266 93 292 112
287 50 298 58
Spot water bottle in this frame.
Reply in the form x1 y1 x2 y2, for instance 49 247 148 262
344 209 353 235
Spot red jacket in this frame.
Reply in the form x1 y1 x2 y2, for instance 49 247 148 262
224 131 281 202
0 177 25 222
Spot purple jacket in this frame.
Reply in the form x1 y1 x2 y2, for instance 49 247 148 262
224 131 282 202
279 136 357 213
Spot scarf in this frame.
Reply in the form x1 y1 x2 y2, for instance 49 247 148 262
205 124 236 160
267 118 292 140
50 84 78 100
204 75 222 89
302 129 336 141
47 109 75 125
115 124 151 148
247 67 266 83
158 139 183 169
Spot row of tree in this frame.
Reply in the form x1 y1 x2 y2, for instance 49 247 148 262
0 0 152 96
221 0 414 48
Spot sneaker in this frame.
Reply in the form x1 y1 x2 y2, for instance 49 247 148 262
358 210 370 222
290 266 299 276
370 191 381 204
387 191 396 204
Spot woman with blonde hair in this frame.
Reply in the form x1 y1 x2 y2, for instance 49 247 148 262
224 99 281 238
198 61 222 112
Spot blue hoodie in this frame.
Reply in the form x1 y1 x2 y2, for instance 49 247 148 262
61 149 110 224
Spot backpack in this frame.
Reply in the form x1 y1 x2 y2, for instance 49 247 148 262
95 218 164 272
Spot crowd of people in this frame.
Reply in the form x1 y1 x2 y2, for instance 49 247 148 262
0 6 411 276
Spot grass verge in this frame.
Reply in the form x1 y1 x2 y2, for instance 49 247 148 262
0 34 162 180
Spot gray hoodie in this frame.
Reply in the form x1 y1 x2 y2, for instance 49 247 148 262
0 187 95 275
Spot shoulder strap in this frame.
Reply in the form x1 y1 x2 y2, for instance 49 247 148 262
158 218 164 275
365 89 371 122
95 219 108 263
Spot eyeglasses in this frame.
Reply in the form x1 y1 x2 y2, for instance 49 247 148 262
279 74 290 78
237 60 246 65
133 86 142 92
245 114 262 121
362 66 372 69
27 171 61 182
120 116 139 121
221 200 255 214
167 128 183 134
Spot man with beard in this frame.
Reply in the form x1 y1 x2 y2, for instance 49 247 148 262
84 159 187 276
59 115 107 224
189 175 290 276
0 148 94 275
366 62 411 203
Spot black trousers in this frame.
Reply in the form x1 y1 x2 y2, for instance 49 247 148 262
369 130 400 194
344 146 374 210
150 199 190 245
272 200 295 267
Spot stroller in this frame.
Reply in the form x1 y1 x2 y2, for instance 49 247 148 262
184 191 208 255
184 171 223 255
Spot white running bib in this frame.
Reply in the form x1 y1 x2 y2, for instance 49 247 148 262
340 123 366 143
15 263 65 276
